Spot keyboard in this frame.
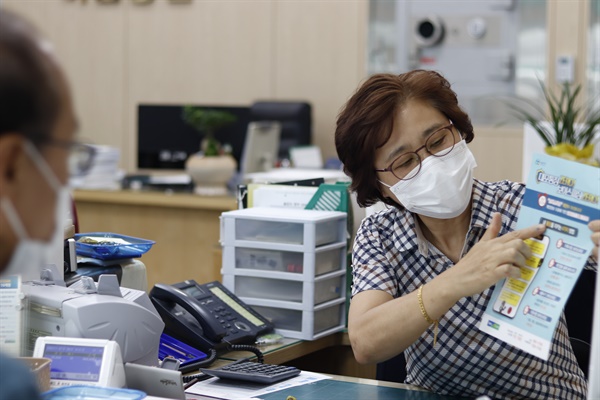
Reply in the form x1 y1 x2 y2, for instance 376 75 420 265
200 360 301 384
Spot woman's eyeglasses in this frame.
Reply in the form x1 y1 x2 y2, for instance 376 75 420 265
374 121 457 181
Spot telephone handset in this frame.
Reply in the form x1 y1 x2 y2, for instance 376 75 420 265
149 280 273 352
150 283 227 350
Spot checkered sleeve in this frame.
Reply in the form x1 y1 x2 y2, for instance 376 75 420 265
585 255 598 271
351 213 399 298
344 181 588 398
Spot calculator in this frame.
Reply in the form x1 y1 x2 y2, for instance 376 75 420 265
200 360 301 384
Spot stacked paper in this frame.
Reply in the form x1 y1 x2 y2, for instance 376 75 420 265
70 145 123 190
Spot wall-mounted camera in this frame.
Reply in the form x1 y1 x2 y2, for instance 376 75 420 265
414 15 445 47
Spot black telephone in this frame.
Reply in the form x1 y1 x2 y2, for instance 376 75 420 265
149 280 274 352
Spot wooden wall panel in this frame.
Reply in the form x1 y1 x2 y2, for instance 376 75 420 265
274 1 368 162
4 0 127 160
469 127 523 183
125 0 274 170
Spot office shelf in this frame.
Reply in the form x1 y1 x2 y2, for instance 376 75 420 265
220 207 347 340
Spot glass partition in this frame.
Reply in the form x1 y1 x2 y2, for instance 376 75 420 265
588 0 600 114
367 0 547 126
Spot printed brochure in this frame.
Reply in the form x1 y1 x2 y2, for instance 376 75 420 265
480 153 600 360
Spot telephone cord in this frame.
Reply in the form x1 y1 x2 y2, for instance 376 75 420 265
182 344 265 383
182 348 218 383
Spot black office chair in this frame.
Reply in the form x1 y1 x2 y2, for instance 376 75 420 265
564 267 597 378
376 352 407 383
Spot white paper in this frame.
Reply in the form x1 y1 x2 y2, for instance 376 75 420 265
185 371 331 400
0 276 23 357
249 184 318 209
289 146 323 169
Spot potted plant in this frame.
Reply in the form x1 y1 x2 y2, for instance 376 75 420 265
182 105 238 156
181 106 238 195
507 79 600 166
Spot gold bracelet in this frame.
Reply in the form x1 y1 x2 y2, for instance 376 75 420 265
417 284 438 346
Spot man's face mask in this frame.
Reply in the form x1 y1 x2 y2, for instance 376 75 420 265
0 141 70 281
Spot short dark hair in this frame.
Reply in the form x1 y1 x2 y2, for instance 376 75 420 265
0 10 60 144
335 70 474 208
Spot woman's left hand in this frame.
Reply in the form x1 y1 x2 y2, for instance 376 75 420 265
590 220 600 259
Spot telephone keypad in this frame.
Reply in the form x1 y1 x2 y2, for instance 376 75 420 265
209 306 241 336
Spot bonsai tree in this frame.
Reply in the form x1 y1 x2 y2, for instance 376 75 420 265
182 106 237 156
506 79 600 166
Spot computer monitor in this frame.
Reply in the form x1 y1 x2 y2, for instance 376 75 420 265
137 104 250 171
249 101 311 161
239 121 281 176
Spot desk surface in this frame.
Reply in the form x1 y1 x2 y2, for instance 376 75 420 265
210 331 376 380
73 189 237 211
183 371 463 400
73 189 237 289
261 377 466 400
186 334 465 399
219 334 344 365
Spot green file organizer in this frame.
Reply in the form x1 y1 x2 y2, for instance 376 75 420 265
305 181 353 326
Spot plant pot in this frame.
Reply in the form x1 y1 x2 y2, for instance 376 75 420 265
545 143 599 166
522 122 600 181
185 153 237 195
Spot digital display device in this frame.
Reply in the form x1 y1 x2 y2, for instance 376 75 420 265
137 103 311 171
249 101 311 161
43 344 104 382
33 337 126 388
239 121 281 175
137 104 250 171
181 284 204 298
209 286 264 327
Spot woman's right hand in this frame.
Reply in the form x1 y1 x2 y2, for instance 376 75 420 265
445 213 546 300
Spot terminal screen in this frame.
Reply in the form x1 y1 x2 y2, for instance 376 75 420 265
182 284 204 298
209 286 264 327
43 344 104 382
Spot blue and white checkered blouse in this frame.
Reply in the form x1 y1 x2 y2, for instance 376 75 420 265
352 179 593 399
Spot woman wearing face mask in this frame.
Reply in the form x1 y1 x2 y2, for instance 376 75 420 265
0 10 95 400
335 70 599 399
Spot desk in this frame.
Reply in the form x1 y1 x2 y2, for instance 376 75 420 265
185 369 459 400
73 190 237 290
73 190 371 379
261 375 463 400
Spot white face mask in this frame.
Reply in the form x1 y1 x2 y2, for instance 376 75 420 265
0 141 71 282
380 140 477 219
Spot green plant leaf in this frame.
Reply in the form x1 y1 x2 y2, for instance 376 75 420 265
181 106 238 155
500 79 600 152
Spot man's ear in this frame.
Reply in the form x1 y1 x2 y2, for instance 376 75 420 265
0 134 26 192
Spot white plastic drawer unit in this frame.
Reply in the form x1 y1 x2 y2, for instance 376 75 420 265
222 269 346 307
222 241 346 277
248 298 346 340
220 207 347 250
